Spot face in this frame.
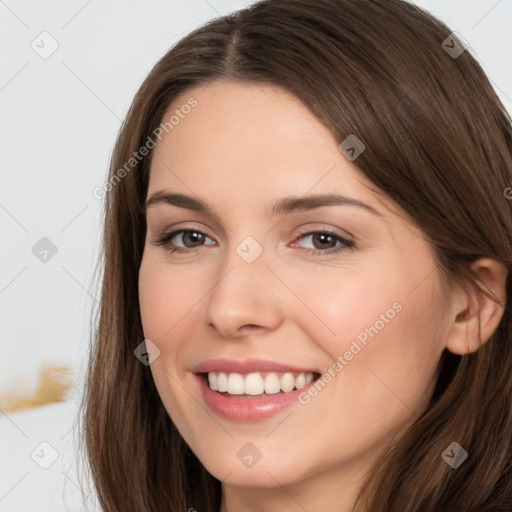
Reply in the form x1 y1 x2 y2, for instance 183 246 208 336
138 80 453 501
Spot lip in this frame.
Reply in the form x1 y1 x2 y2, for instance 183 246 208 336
195 373 319 423
191 358 319 375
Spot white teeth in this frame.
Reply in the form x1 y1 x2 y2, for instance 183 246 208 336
217 372 228 392
206 371 316 395
208 372 218 391
244 373 265 395
227 373 245 394
281 372 295 393
295 373 306 389
264 373 281 394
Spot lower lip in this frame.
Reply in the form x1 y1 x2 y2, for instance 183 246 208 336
196 374 315 423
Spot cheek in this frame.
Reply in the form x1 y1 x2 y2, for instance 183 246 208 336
138 257 204 437
138 267 168 341
286 263 405 357
289 260 445 416
138 255 204 342
289 253 443 358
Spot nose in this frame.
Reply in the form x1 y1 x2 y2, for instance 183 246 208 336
203 244 284 338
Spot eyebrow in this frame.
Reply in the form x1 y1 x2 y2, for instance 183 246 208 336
145 191 383 218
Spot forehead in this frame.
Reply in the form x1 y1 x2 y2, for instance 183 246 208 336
149 80 376 200
146 81 431 252
154 81 333 162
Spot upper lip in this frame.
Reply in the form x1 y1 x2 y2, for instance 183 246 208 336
191 358 320 375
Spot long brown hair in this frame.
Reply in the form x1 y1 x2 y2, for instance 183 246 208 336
80 0 512 510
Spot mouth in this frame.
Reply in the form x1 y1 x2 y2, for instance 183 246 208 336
200 371 322 397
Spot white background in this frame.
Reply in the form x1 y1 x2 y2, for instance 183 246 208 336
1 0 511 510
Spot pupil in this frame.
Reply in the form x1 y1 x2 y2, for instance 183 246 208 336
186 231 204 247
314 233 334 249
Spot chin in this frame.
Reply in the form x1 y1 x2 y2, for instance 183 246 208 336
197 446 310 488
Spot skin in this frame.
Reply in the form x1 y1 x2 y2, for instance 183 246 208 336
138 80 507 512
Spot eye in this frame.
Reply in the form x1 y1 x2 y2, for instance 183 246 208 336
151 229 215 254
151 227 355 257
292 230 355 257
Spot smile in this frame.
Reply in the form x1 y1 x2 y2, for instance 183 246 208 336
191 358 322 422
206 371 316 396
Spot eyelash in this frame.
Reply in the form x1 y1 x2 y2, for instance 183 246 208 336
151 228 355 257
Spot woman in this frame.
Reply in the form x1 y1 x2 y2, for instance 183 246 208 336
80 0 512 510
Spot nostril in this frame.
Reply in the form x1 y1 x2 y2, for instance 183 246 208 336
240 324 263 332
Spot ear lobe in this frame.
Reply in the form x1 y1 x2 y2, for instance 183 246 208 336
445 258 508 356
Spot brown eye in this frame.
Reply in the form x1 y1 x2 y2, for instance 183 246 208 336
175 230 207 248
152 229 215 254
295 230 354 254
308 232 339 250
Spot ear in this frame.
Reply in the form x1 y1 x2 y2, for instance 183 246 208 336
445 258 508 355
